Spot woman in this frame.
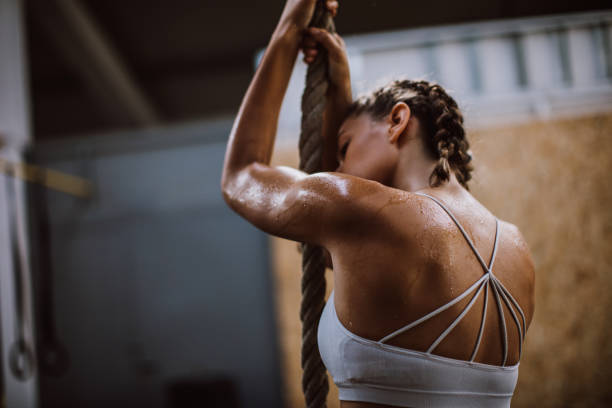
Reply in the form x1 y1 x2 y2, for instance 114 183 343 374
221 1 535 407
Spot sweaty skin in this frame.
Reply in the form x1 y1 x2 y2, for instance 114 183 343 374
221 1 535 407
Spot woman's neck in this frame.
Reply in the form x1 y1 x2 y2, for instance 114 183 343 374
390 138 462 193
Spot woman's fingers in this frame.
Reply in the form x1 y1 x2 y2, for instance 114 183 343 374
303 48 318 61
301 35 317 49
304 48 318 57
300 33 317 64
307 27 342 57
326 0 339 17
301 25 347 66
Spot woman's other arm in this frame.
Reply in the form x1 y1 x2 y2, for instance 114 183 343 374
302 28 353 171
221 0 367 246
221 1 309 176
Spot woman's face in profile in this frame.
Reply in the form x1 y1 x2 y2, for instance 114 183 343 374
335 113 399 186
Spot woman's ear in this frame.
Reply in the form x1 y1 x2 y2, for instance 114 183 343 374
388 102 411 144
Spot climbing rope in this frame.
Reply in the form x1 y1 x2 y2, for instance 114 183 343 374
298 1 335 407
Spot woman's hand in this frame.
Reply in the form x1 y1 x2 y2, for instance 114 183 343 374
301 27 350 94
301 28 353 172
277 0 338 37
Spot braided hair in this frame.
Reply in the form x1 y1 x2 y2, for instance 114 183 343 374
346 79 473 189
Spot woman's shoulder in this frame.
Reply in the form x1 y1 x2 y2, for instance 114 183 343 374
317 172 430 219
307 172 431 242
497 220 535 270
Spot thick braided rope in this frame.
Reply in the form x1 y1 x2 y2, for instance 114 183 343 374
298 2 335 407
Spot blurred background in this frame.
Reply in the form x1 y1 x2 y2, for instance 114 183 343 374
1 0 611 407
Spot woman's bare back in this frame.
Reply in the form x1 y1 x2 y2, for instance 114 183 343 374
326 182 535 377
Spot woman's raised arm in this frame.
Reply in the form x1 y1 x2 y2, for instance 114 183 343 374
221 1 348 176
221 0 371 246
221 1 311 177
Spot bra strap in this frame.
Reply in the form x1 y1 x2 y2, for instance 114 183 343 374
378 192 527 367
414 192 499 274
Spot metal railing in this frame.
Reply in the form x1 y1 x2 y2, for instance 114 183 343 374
273 10 612 138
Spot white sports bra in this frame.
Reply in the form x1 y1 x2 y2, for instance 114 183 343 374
317 192 527 407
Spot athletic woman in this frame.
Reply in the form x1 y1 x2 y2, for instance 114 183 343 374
221 1 535 406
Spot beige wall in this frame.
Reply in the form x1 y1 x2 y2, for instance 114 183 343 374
269 112 612 408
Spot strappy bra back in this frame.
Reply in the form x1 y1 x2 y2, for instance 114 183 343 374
377 192 527 366
317 192 525 407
